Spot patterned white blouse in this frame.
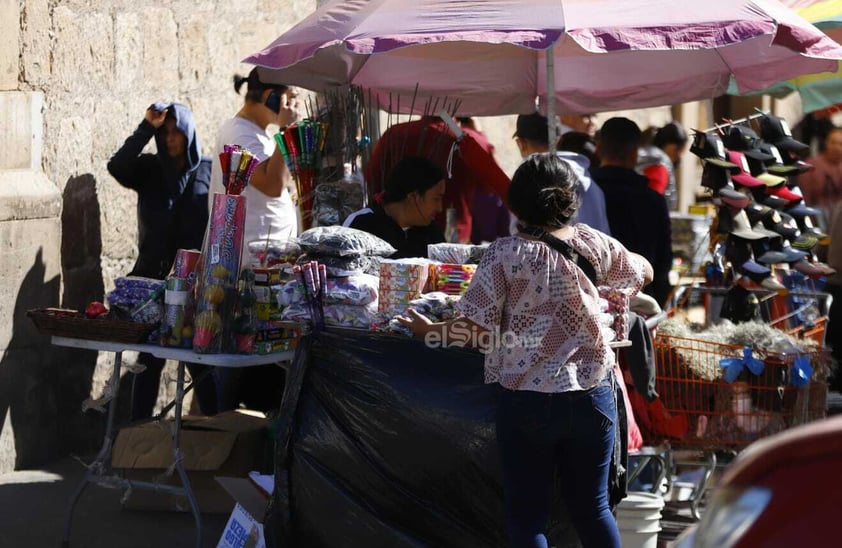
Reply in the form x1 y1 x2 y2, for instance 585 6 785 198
455 225 647 393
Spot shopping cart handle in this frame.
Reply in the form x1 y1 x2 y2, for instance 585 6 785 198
645 311 669 331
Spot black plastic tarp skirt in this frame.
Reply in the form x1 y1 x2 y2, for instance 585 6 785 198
265 330 582 547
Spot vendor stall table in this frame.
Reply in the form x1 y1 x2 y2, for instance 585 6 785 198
52 336 294 548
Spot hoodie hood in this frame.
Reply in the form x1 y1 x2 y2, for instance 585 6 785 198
556 151 593 192
152 102 202 174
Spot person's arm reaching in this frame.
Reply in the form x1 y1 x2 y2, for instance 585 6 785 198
107 107 164 190
398 310 490 350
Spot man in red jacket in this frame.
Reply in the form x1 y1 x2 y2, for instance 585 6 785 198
364 116 510 243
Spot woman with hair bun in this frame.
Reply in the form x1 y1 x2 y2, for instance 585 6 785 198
399 153 652 548
343 156 446 258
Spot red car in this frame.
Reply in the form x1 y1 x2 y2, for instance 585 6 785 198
674 415 842 547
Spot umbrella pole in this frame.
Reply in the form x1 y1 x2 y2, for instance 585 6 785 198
545 46 557 147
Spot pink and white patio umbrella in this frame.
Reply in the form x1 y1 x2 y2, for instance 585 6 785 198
245 0 842 129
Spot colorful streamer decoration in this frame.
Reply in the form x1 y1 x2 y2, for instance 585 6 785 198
274 119 328 230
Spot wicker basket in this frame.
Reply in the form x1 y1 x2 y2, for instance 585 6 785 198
27 308 157 343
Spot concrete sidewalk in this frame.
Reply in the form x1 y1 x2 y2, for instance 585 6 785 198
0 457 229 548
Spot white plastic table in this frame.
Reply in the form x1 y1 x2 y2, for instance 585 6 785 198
52 336 294 548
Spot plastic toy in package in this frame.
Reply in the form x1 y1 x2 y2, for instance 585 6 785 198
296 225 397 258
245 239 302 268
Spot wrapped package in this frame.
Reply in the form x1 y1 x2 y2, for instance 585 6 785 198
378 259 433 313
193 193 246 353
432 263 476 296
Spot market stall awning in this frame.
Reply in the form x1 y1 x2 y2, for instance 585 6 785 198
729 0 842 113
244 0 842 116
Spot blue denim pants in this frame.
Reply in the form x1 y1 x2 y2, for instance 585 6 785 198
495 377 620 548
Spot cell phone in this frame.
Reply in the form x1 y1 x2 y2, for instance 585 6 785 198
264 91 282 114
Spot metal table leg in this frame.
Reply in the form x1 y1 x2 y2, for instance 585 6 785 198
62 350 123 547
173 360 203 548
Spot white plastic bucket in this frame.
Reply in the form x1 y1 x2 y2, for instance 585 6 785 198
616 492 664 548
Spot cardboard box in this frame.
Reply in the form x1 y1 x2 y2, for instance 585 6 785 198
111 410 269 513
217 503 265 548
215 473 274 548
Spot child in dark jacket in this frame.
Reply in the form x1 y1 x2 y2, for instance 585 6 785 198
107 102 217 419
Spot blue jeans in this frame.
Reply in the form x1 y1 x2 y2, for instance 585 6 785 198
496 379 620 548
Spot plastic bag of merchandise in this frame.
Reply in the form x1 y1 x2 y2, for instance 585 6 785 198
281 301 378 329
313 181 366 227
279 274 380 307
428 243 489 265
297 226 396 258
297 253 382 277
106 276 165 310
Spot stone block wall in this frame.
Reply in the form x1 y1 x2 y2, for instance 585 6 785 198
0 0 315 473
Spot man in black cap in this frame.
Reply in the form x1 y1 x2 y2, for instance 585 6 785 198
592 117 673 306
513 112 611 234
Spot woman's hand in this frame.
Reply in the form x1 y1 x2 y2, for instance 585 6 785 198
396 308 433 338
144 107 168 129
277 90 301 128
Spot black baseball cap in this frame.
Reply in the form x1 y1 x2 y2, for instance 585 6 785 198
514 112 549 145
690 131 740 171
723 126 775 161
759 114 809 155
756 143 801 175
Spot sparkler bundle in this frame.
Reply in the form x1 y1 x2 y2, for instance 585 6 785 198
274 119 328 230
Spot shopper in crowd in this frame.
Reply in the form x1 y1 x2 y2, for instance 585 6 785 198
107 102 217 419
514 112 611 234
399 153 652 548
211 67 300 245
637 121 688 210
344 156 446 258
364 115 510 243
211 68 301 413
824 201 842 390
560 113 598 138
592 117 673 306
456 117 512 243
798 126 842 231
556 130 611 235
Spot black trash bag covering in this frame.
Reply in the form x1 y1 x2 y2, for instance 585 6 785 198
265 330 582 548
